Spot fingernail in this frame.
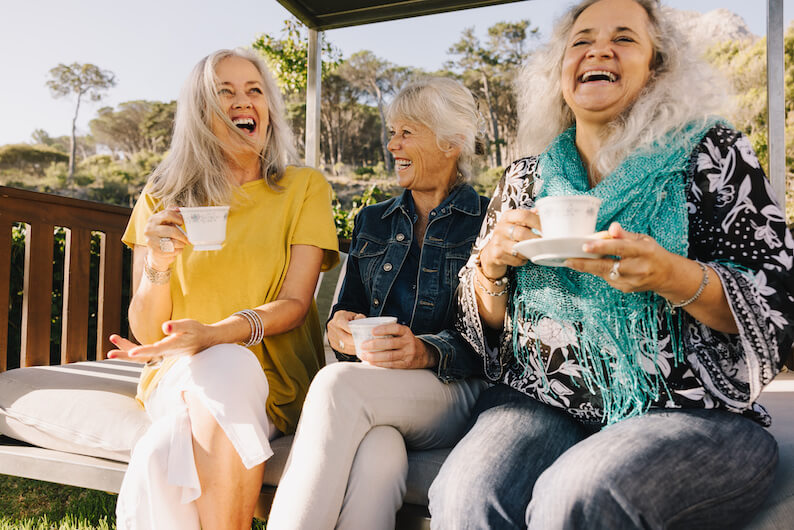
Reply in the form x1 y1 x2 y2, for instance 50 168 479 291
165 324 172 333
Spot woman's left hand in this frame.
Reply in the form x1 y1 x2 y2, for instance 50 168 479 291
357 322 439 369
107 319 216 362
565 222 675 294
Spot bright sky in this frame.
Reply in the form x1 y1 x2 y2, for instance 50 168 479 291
0 0 791 146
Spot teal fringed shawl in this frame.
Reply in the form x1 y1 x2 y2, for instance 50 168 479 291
511 120 721 425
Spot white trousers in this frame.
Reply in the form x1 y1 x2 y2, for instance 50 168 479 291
266 362 486 530
116 344 277 530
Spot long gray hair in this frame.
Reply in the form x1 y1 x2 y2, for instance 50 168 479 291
515 0 730 176
146 48 296 207
386 77 486 187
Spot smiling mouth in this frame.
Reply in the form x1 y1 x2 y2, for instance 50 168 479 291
579 70 618 83
232 117 256 133
395 159 412 171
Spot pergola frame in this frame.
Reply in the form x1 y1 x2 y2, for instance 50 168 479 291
283 0 787 209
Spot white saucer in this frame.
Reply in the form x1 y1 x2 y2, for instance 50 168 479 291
512 235 603 267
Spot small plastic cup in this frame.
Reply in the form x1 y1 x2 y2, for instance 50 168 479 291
348 316 398 355
534 195 601 239
179 206 230 250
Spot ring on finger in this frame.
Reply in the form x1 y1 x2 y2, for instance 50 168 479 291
608 259 621 280
159 237 175 253
508 224 517 241
511 248 518 257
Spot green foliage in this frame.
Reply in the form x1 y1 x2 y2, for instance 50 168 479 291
473 166 504 197
353 166 375 176
89 100 175 155
252 18 341 93
0 144 68 175
332 185 386 239
705 24 794 224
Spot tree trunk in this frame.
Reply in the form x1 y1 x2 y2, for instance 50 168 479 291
68 93 82 187
480 73 502 167
373 83 393 173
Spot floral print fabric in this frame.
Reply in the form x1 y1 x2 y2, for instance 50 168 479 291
456 125 794 425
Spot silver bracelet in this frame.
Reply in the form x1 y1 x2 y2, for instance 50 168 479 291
234 309 264 346
143 255 171 285
668 261 709 313
474 270 509 297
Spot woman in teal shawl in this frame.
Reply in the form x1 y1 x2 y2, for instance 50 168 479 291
429 0 794 528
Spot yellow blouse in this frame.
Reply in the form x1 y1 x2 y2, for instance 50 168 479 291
122 166 339 434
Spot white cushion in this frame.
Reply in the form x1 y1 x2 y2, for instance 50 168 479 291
0 360 150 462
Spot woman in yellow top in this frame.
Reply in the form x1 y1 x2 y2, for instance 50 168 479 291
107 48 338 530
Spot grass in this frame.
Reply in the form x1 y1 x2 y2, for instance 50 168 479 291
0 476 267 529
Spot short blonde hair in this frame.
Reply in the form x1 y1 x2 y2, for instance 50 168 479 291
146 48 296 207
515 0 730 176
386 77 485 185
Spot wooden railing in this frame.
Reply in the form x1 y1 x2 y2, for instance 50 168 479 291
0 186 131 372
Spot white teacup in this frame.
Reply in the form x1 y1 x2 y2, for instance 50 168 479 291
348 316 398 356
179 206 230 251
535 196 601 239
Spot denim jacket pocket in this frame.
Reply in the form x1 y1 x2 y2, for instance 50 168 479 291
444 236 478 287
350 234 388 285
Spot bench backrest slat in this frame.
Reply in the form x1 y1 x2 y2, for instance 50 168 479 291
62 228 91 364
97 234 124 360
0 220 11 371
21 222 55 367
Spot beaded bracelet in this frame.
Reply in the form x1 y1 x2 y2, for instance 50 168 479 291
473 254 509 286
667 261 709 314
474 270 509 297
234 309 265 346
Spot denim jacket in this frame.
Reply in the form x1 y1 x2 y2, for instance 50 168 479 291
331 184 488 381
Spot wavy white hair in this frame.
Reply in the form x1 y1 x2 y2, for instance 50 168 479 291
146 48 296 207
386 77 486 186
516 0 731 176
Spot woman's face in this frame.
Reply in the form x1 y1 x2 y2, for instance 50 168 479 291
211 56 270 157
387 119 459 193
560 0 654 128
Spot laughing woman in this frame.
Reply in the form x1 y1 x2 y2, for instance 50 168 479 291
429 0 794 528
267 77 489 530
108 49 338 530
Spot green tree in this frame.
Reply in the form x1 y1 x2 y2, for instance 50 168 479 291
46 63 116 186
705 24 794 223
446 20 538 166
252 18 341 93
339 51 416 172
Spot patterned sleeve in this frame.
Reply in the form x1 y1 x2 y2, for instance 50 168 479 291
684 125 794 411
455 157 540 381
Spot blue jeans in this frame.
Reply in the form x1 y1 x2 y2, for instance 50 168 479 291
428 384 778 529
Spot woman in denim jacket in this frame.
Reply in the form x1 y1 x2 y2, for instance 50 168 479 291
267 77 489 529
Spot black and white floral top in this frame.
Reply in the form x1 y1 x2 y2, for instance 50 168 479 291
456 125 794 425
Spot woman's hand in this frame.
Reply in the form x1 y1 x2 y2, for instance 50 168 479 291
357 322 439 369
107 319 216 362
327 310 365 355
478 208 540 279
143 207 189 270
565 222 675 293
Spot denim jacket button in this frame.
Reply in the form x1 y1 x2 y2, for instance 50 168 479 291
383 263 393 272
374 298 380 306
396 233 405 241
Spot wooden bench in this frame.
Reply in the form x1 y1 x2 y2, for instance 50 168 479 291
0 185 792 529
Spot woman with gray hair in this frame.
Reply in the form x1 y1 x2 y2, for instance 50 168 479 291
107 48 339 529
430 0 794 528
267 77 489 529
